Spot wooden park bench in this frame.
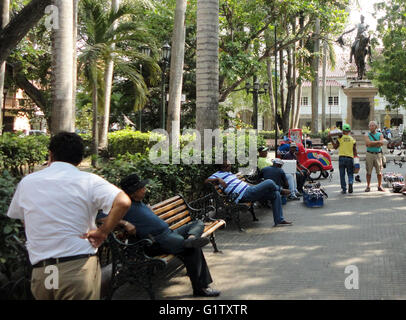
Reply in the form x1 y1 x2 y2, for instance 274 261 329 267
206 176 258 232
98 193 225 300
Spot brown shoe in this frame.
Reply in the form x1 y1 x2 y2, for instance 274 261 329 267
377 187 385 192
274 220 293 227
365 187 370 192
281 189 291 196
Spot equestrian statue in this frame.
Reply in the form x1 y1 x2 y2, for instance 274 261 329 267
337 15 372 80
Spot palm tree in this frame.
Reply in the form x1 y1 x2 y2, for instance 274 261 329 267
196 0 219 134
51 0 75 134
99 0 120 151
78 0 159 164
166 0 187 149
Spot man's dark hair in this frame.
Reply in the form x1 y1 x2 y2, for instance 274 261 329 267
49 132 84 166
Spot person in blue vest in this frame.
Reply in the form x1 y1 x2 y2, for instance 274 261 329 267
364 120 385 192
206 160 292 227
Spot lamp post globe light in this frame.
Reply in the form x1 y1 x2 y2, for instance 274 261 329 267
138 45 151 132
161 42 171 130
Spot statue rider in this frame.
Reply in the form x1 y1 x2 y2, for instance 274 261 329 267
337 15 371 64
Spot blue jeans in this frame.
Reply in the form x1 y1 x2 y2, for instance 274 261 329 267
339 156 354 191
153 220 204 254
240 179 285 225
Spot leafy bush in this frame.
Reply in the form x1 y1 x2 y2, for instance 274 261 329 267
0 133 49 177
106 129 166 158
94 153 218 204
0 171 30 299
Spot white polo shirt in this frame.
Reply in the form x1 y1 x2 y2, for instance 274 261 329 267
7 161 122 265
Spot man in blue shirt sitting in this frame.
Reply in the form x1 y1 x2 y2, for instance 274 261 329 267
206 160 292 227
112 173 220 297
259 158 300 201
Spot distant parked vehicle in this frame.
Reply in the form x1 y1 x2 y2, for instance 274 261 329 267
28 130 46 136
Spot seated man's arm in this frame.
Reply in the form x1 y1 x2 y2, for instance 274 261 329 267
84 191 131 248
96 215 136 236
205 177 227 189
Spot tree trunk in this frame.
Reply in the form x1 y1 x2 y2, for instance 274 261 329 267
266 58 275 128
0 0 52 63
279 49 285 132
72 0 79 132
166 0 187 149
321 40 327 131
294 14 304 129
50 0 74 135
294 84 302 128
0 0 9 134
290 19 297 129
196 0 219 134
99 0 120 151
311 18 320 134
91 74 98 167
264 29 275 127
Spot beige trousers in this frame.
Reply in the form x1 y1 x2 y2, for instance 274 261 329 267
31 256 100 300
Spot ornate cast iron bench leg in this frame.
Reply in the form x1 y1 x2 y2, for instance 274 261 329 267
249 205 258 221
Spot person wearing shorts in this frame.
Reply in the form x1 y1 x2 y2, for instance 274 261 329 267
364 121 385 192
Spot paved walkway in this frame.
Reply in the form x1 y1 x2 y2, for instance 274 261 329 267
114 160 406 300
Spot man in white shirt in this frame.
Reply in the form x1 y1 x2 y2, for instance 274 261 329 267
7 132 131 300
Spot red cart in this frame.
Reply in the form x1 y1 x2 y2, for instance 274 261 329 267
277 129 333 180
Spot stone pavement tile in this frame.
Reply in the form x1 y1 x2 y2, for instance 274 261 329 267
115 161 406 300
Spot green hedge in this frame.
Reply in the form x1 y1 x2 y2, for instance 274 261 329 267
105 129 265 158
0 133 49 177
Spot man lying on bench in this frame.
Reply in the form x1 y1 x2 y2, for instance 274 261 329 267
206 160 293 227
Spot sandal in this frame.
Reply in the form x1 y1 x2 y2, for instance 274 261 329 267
365 187 370 192
377 187 385 192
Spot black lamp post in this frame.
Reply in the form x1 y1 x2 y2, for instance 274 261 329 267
245 75 268 130
160 42 171 130
139 45 151 132
2 87 8 133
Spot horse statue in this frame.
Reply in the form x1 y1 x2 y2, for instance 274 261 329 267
337 15 373 80
350 34 371 80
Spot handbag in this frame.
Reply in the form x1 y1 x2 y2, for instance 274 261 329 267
368 133 386 168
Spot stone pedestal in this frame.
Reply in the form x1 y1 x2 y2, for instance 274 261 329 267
343 80 378 131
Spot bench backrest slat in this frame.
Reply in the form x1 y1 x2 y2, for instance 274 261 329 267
165 210 190 225
153 199 185 215
158 205 188 221
151 196 193 230
169 216 192 230
150 195 182 211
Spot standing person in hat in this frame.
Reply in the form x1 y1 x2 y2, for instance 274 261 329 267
257 146 272 170
6 132 132 300
259 158 300 200
330 124 358 194
364 120 385 192
112 173 220 297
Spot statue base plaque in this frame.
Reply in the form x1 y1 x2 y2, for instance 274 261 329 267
343 80 378 131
